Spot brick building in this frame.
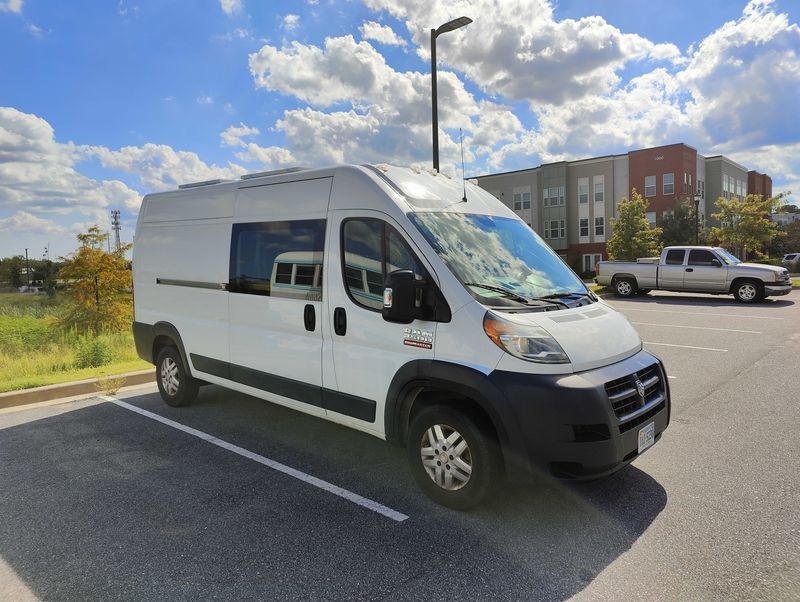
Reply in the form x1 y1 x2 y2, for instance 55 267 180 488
475 142 772 274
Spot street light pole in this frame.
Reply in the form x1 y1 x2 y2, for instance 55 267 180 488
694 194 701 245
430 16 472 172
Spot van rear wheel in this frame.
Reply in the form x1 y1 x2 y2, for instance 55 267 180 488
407 405 500 510
156 346 199 407
614 278 637 297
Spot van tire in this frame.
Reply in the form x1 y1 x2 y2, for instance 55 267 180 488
614 277 637 297
156 346 199 407
733 279 764 303
406 405 500 510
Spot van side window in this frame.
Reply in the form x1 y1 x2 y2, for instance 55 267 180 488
229 219 325 300
342 219 427 311
665 249 686 265
687 249 717 266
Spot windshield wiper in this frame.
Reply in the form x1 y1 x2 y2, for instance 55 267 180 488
463 282 531 304
525 295 571 308
464 282 569 309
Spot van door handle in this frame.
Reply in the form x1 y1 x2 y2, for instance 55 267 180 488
333 307 347 336
304 304 316 332
685 268 694 272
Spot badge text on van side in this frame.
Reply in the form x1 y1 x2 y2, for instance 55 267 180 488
403 327 433 349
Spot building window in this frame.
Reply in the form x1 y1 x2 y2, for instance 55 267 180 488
579 218 589 237
683 172 688 194
595 216 605 236
559 220 566 238
544 221 551 238
699 180 705 199
578 179 589 203
558 186 565 205
594 182 604 203
663 173 674 195
550 220 560 239
645 175 656 197
689 173 693 194
513 186 531 211
645 211 656 228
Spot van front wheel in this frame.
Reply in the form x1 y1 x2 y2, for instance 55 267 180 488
407 405 500 510
156 346 199 407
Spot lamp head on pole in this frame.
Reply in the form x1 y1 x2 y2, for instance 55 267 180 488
435 16 472 37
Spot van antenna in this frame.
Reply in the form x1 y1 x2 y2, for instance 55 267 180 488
460 128 467 203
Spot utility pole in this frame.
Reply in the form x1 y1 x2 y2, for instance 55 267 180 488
24 247 31 290
111 209 122 251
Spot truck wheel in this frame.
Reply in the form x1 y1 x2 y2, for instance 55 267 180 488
407 405 500 510
733 280 764 303
614 278 637 297
156 346 199 407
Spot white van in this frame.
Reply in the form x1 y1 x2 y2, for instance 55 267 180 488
133 164 670 508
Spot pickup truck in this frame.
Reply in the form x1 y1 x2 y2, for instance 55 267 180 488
596 246 792 303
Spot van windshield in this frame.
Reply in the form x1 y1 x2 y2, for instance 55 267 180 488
408 212 587 306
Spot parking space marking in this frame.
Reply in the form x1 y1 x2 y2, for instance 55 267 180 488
608 306 784 320
102 396 409 523
643 342 728 352
631 322 761 334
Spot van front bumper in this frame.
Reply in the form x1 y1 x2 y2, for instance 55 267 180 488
486 350 670 479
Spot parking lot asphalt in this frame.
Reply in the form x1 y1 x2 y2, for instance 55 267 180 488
1 290 798 601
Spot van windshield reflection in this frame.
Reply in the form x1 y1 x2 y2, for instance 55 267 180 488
408 212 587 307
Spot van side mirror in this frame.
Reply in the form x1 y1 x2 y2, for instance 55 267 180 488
711 258 722 267
382 270 418 324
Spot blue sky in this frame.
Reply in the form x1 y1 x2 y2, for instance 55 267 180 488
1 0 799 257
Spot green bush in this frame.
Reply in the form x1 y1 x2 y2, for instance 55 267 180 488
0 315 55 353
74 336 115 369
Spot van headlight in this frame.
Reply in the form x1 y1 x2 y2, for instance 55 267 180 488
483 312 570 364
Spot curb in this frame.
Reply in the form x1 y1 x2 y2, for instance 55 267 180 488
0 369 155 410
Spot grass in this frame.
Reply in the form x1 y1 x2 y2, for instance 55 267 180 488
0 293 150 394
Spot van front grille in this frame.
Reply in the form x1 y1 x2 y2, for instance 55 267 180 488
604 363 663 420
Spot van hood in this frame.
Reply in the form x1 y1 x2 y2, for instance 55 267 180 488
499 302 642 372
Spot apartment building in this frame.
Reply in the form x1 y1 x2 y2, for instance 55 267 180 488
475 142 771 273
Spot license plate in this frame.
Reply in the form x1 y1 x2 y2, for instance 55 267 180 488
638 421 655 454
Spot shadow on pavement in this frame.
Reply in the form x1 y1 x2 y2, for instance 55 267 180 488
609 292 794 308
0 389 667 601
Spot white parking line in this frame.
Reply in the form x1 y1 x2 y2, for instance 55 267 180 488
644 341 728 352
102 396 409 523
631 322 761 334
611 306 784 320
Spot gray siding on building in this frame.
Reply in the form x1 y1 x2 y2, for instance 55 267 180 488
540 163 568 251
475 169 539 230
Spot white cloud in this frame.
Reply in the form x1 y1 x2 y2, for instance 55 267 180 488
235 142 296 168
0 0 23 14
85 142 247 191
196 94 214 105
219 0 241 16
359 21 406 46
0 107 141 217
220 122 260 147
0 211 66 234
283 14 299 32
364 0 682 106
27 23 42 37
248 34 514 170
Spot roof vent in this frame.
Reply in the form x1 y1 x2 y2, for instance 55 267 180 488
178 179 228 189
240 167 308 180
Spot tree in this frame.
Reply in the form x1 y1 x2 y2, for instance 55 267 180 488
660 198 706 246
709 193 785 260
607 189 663 260
782 221 800 252
0 256 25 288
59 226 133 335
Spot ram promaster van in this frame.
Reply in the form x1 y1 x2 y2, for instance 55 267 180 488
133 165 670 508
